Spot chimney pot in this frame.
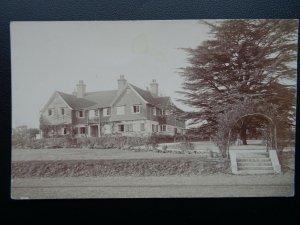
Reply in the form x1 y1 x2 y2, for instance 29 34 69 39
76 80 86 98
118 75 127 90
150 79 159 97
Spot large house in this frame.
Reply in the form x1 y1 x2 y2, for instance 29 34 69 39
39 75 185 138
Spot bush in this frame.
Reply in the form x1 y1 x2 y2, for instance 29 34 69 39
162 145 168 151
179 141 195 151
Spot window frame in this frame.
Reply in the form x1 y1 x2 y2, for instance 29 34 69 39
118 124 125 132
48 109 52 116
103 107 111 117
160 125 167 132
62 127 67 135
77 110 84 118
132 105 141 114
152 107 156 116
79 127 86 134
61 108 65 115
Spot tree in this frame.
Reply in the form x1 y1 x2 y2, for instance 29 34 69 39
178 19 297 146
28 128 40 140
12 126 40 148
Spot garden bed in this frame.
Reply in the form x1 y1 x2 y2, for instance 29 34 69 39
12 157 229 178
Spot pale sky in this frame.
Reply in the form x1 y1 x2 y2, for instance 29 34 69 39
11 20 211 128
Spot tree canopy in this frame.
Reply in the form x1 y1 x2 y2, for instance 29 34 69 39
178 20 297 146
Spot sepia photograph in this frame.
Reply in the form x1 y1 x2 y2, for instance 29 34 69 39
11 19 297 199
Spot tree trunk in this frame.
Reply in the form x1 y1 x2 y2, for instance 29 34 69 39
240 126 248 145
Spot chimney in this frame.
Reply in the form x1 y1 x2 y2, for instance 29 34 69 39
118 75 127 90
72 88 77 96
76 80 86 98
150 79 158 97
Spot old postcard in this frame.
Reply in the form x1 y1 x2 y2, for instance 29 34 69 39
11 20 297 199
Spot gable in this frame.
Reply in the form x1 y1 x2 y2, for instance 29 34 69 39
58 92 96 110
110 84 148 107
41 92 72 113
113 86 146 107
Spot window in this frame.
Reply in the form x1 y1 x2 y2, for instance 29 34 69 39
118 124 124 132
103 108 111 116
79 127 85 134
162 109 169 115
48 109 52 116
152 124 158 133
61 108 65 115
77 111 84 118
94 110 99 117
132 105 140 114
140 123 145 131
62 127 67 135
161 109 168 115
152 107 156 116
160 125 167 132
116 106 125 115
128 124 133 132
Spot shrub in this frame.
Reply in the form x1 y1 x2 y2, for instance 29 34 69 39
179 141 195 151
162 145 168 151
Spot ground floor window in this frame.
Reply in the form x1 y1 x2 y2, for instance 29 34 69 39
118 124 124 132
127 124 133 132
152 124 158 132
160 125 167 132
140 123 145 131
62 127 67 135
79 127 86 134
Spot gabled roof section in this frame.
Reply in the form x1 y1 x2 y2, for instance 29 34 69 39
129 84 156 104
110 83 148 107
84 90 118 109
153 96 172 107
57 91 97 110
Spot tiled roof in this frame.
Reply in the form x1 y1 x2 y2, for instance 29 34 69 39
153 96 172 107
130 84 172 108
84 90 118 109
57 92 97 110
129 84 156 105
58 84 172 110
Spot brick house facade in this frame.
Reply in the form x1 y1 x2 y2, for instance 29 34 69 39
40 76 185 138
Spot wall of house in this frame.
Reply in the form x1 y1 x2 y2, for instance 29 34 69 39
145 105 185 129
40 93 72 126
109 87 148 122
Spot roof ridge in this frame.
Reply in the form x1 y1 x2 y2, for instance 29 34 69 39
86 89 118 94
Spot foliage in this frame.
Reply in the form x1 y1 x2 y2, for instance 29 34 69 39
178 19 297 153
12 126 40 148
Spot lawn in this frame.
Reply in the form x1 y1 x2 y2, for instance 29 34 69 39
11 140 294 178
12 142 228 177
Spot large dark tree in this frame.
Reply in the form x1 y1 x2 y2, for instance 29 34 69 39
178 20 297 145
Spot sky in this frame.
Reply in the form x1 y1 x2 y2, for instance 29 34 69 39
11 20 212 128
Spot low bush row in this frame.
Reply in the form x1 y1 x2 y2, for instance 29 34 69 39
15 134 199 150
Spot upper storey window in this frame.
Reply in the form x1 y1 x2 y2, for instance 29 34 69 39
77 110 84 118
103 108 111 116
116 106 125 115
132 105 141 114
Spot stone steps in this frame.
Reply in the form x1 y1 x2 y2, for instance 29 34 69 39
237 170 275 175
230 149 281 175
237 158 271 162
236 152 274 174
237 161 272 167
238 165 274 170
